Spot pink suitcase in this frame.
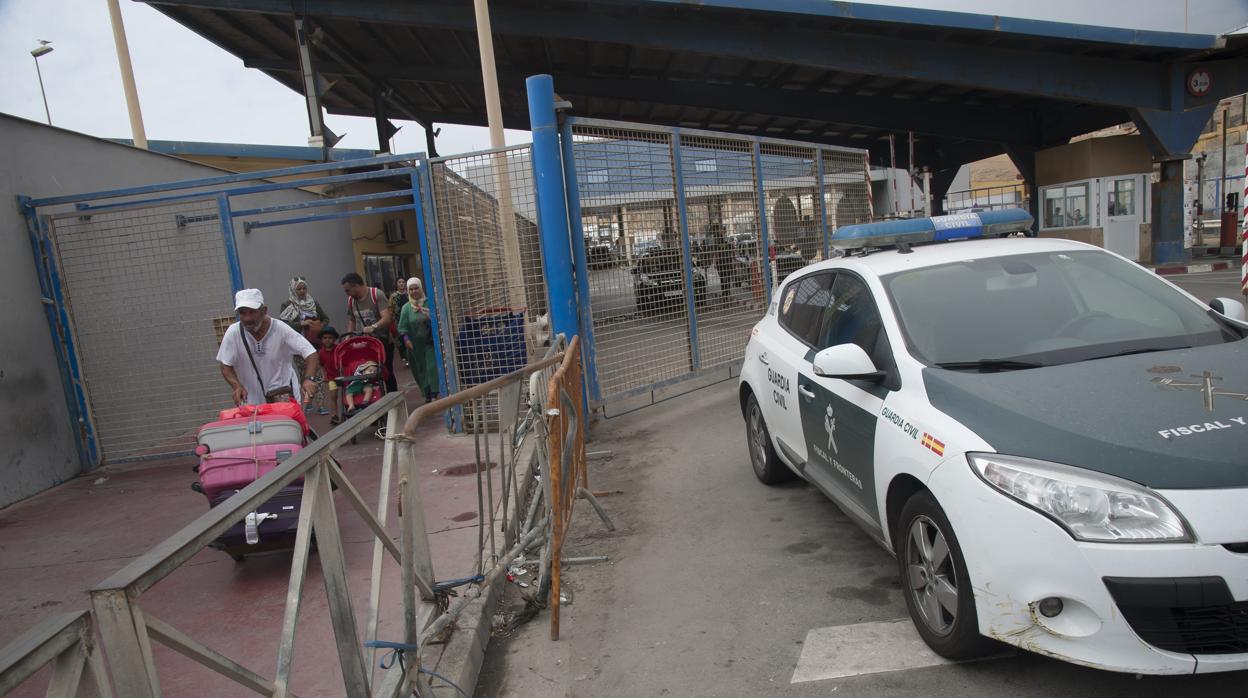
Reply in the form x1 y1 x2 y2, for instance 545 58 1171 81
196 416 305 501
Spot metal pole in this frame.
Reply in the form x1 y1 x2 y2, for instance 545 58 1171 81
526 75 580 342
473 0 526 310
106 0 147 149
888 133 899 218
1241 137 1247 297
1221 108 1229 221
922 167 932 217
32 56 51 126
908 131 917 216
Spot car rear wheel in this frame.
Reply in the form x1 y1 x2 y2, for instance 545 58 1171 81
745 393 794 484
896 490 996 660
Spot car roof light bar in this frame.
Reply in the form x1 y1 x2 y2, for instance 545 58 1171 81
831 208 1034 251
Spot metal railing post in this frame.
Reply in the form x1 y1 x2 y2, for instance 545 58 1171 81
90 589 159 697
670 131 701 372
816 150 830 259
526 74 581 342
753 141 773 297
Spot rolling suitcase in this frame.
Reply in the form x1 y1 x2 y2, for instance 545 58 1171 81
195 416 304 501
208 485 305 559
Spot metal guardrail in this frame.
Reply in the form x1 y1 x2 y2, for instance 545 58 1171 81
1 340 594 697
944 184 1028 213
0 610 112 697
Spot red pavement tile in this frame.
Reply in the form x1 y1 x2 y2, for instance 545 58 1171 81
1 390 515 697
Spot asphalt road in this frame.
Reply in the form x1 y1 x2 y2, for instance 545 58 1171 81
477 379 1248 697
1164 268 1245 306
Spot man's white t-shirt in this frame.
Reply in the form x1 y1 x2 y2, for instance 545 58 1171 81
216 319 317 405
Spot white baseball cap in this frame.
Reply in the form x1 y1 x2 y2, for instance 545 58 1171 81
234 288 265 310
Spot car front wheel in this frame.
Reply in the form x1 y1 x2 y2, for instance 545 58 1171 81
896 490 996 660
745 393 794 484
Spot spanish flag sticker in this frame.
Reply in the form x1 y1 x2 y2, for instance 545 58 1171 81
921 432 945 457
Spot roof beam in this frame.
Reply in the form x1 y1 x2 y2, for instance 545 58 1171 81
145 0 1178 110
244 56 1125 146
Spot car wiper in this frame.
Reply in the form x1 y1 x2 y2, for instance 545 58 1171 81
934 359 1044 371
1088 345 1190 361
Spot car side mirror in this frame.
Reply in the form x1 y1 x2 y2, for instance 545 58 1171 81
812 343 884 381
1209 297 1247 322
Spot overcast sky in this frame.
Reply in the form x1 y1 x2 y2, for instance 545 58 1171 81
1 0 1245 157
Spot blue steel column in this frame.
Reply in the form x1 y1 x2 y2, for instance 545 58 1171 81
20 198 96 469
816 149 830 259
410 167 451 400
526 75 580 344
559 118 602 403
753 141 773 300
215 194 244 295
670 131 701 372
1152 159 1188 264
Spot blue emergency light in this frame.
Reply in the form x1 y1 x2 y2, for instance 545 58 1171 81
831 208 1034 251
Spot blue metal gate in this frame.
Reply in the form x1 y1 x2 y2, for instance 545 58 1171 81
21 153 436 465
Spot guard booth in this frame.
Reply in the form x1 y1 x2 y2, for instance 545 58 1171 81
1035 135 1154 263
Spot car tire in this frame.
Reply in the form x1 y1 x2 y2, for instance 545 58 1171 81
745 393 794 485
895 490 996 660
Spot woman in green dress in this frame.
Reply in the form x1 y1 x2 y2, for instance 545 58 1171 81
398 276 439 402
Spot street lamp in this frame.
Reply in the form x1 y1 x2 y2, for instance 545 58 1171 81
31 40 53 126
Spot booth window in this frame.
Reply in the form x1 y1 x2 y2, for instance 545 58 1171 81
1108 179 1135 216
1042 183 1090 229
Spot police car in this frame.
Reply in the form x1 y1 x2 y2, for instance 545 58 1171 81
738 209 1248 674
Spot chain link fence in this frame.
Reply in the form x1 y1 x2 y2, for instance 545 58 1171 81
47 199 236 462
569 120 870 401
428 146 548 426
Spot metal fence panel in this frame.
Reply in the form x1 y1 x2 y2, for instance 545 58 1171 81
46 199 235 462
428 146 548 415
569 120 871 403
570 125 695 398
678 134 768 371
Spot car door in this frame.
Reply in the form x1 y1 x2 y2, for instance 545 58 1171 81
763 271 836 469
797 272 891 529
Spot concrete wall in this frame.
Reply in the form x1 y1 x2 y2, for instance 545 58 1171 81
0 114 354 508
1036 135 1153 186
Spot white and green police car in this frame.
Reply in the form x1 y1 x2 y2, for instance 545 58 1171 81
739 209 1248 674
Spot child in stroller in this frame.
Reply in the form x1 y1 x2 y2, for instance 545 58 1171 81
333 333 388 420
344 360 381 414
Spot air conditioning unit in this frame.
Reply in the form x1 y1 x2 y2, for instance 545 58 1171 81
384 219 406 244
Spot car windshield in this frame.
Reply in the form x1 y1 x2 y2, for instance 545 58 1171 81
881 249 1244 367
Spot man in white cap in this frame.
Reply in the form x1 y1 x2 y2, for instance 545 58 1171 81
217 288 321 406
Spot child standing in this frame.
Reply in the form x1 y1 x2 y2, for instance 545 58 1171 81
317 328 342 422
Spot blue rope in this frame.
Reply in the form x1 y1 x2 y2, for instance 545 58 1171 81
364 640 468 696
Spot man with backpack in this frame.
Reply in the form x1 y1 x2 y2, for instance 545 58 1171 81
341 272 399 393
217 288 321 406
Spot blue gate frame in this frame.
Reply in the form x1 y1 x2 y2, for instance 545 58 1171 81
20 152 448 465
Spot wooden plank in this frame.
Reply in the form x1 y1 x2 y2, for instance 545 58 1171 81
272 464 323 698
0 611 88 694
42 642 86 698
89 590 159 698
310 464 371 696
144 613 286 697
83 639 114 698
327 459 401 564
367 403 404 688
93 392 406 595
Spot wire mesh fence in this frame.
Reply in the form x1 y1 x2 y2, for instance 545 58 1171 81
428 146 548 428
569 120 870 401
570 125 695 398
47 199 236 462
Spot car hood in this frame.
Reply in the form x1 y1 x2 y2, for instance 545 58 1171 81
923 340 1248 489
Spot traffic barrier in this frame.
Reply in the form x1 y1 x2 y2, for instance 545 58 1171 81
545 336 588 641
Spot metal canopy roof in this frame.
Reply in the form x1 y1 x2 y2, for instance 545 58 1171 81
143 0 1247 175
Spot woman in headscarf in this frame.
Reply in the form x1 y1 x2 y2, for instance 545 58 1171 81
397 276 439 403
279 277 331 413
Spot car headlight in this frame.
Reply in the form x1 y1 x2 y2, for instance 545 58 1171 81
967 453 1192 543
